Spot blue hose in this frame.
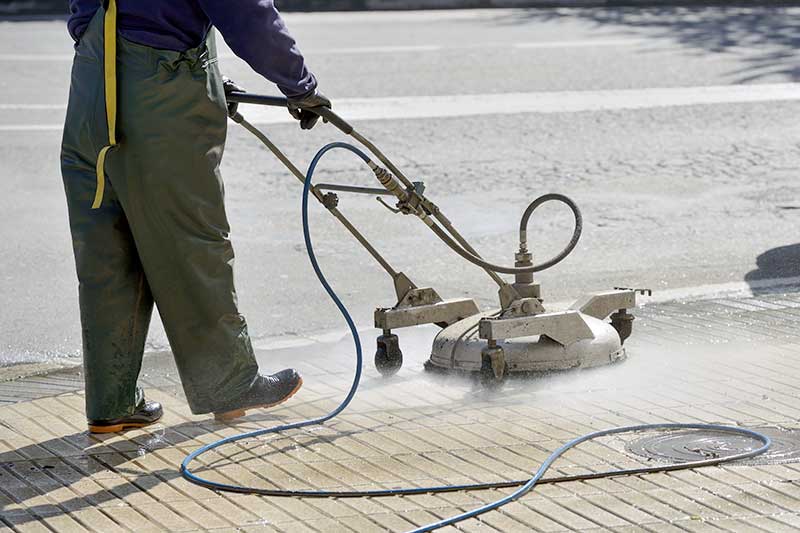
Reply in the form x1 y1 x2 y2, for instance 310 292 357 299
181 142 771 532
180 142 368 493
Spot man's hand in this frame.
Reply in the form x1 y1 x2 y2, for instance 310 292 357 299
222 77 246 118
287 89 331 130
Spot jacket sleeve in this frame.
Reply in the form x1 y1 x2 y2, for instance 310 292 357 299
67 0 100 42
198 0 317 97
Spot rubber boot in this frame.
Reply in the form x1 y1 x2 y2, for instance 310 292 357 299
88 400 163 433
213 369 303 421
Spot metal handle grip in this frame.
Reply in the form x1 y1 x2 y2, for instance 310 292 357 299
226 91 354 135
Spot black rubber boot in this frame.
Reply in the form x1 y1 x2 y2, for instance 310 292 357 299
88 400 163 434
213 369 303 421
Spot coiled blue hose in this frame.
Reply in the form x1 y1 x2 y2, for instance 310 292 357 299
181 142 771 532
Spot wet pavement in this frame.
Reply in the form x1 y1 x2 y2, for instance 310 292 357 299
3 290 800 531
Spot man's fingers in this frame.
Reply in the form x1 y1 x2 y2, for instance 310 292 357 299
300 111 320 130
288 106 303 121
287 96 331 129
222 77 246 95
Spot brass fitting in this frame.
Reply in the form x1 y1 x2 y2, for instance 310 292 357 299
370 163 408 202
511 250 541 300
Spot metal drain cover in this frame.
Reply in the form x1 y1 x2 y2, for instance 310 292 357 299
626 427 800 466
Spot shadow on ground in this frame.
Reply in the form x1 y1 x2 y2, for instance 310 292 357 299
0 410 351 527
491 7 800 83
745 243 800 294
0 371 530 528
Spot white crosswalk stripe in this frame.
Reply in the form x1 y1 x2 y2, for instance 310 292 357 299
3 83 798 132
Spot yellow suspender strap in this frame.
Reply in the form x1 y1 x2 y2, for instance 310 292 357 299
92 0 118 210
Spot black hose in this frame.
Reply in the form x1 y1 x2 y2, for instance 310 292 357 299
424 193 582 275
519 193 583 271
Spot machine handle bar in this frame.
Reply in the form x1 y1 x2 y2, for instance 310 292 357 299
226 91 354 135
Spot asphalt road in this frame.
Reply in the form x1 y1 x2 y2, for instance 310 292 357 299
1 7 799 366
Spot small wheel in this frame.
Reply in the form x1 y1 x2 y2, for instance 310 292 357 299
479 346 508 389
479 360 508 389
610 309 634 345
375 334 403 377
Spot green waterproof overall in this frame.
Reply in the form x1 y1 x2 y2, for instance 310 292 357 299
60 1 259 420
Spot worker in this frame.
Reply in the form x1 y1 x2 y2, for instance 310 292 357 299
62 0 329 433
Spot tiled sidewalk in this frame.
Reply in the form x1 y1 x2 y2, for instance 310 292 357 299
3 292 800 532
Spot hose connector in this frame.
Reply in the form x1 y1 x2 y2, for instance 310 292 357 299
511 250 541 299
370 162 408 202
514 251 534 286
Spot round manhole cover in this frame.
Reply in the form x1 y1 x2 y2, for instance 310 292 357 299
625 427 800 466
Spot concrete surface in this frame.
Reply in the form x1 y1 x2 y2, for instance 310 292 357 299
3 1 798 17
1 7 799 372
4 291 800 531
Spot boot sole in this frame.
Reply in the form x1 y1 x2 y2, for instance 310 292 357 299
87 419 160 434
214 377 304 422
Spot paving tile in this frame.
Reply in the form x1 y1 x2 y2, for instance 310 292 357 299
670 518 726 532
488 501 571 532
136 501 199 531
615 489 697 523
102 506 165 532
336 515 388 532
236 524 281 532
39 513 91 532
362 510 419 532
769 511 800 529
587 492 665 525
702 518 767 532
5 293 800 531
65 509 128 533
519 496 602 530
741 515 800 533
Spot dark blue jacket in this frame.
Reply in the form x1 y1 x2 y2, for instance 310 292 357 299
68 0 316 97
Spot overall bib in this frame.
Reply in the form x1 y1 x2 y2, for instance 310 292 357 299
60 0 259 420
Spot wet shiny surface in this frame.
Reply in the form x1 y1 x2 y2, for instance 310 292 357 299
4 292 800 529
626 427 800 466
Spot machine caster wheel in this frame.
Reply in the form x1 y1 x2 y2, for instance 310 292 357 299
610 309 634 345
479 344 507 389
375 333 402 377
